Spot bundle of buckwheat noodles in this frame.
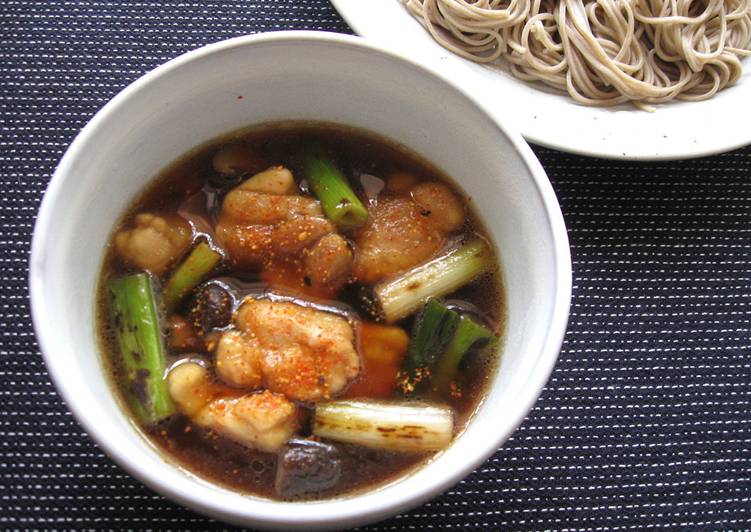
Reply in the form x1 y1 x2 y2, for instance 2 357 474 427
403 0 751 108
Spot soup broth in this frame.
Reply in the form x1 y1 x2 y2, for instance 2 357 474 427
97 122 504 500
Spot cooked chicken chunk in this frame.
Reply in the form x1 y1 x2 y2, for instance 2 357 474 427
352 197 444 284
239 166 298 195
167 362 297 453
220 174 323 226
272 216 335 255
115 213 192 275
215 223 274 266
215 330 264 389
199 391 297 453
215 298 360 402
410 182 465 233
167 362 219 416
215 167 353 295
304 234 354 290
216 167 333 266
353 179 464 284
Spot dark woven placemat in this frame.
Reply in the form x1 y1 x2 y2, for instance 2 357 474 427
2 1 750 530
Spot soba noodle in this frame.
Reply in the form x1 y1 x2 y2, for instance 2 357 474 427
403 0 751 108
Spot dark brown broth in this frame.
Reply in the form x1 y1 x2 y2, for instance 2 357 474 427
97 121 505 501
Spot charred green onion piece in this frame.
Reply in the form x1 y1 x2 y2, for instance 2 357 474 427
406 298 458 376
431 313 495 394
302 148 368 231
108 273 174 424
404 298 495 394
313 399 453 452
163 241 222 310
375 239 492 323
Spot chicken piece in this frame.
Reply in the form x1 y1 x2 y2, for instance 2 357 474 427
216 168 355 297
215 330 264 389
167 362 297 453
304 234 353 290
352 196 445 284
167 362 220 416
200 391 297 453
260 256 317 297
215 223 274 267
239 166 297 195
215 167 332 268
410 182 465 233
256 234 353 299
221 184 322 226
272 216 335 255
215 298 360 402
352 179 466 284
115 213 192 275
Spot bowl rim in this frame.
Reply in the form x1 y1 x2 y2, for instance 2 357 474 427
29 30 572 529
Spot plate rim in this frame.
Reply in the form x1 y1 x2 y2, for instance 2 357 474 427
330 0 751 160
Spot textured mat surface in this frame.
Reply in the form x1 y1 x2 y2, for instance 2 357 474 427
2 1 750 530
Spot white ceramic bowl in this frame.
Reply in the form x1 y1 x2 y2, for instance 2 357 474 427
30 31 571 530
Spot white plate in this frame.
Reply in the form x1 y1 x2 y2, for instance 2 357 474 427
331 0 751 160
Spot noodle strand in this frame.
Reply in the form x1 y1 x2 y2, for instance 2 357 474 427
403 0 751 106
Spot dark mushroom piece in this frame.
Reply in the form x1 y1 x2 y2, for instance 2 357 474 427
275 439 342 498
189 281 234 333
